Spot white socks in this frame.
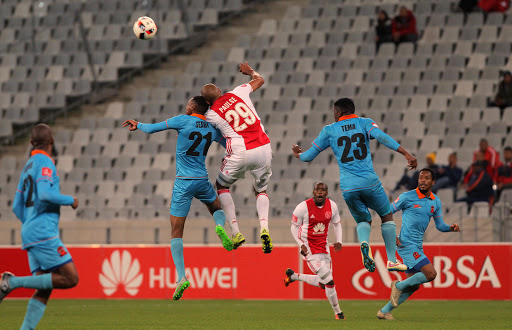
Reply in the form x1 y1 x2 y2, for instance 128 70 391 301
325 285 342 314
218 189 239 235
256 193 269 231
297 274 320 288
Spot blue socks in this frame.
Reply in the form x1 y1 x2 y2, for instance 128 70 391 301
213 210 226 227
170 238 185 281
21 298 46 330
10 274 53 290
396 272 428 291
381 286 418 313
381 222 397 262
356 222 371 244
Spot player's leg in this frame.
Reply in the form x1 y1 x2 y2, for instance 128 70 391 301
200 180 234 251
20 270 52 330
316 256 344 319
364 184 407 271
285 256 321 288
391 259 434 306
378 272 419 320
216 156 244 237
343 190 375 272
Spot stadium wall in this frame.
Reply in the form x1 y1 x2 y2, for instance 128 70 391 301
2 244 510 300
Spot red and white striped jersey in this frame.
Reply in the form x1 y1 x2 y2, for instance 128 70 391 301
292 198 341 255
205 84 270 155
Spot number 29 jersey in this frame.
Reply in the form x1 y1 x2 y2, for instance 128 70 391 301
312 114 381 193
206 84 270 155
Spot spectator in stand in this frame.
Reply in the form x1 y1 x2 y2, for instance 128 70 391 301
488 71 512 111
457 161 495 212
472 139 499 179
496 146 512 200
457 0 479 13
375 10 393 52
392 6 418 45
432 152 463 194
393 153 438 193
478 0 510 12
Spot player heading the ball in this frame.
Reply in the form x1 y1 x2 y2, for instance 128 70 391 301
292 98 417 273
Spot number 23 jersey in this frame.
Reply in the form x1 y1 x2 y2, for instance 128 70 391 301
313 115 381 193
206 84 270 155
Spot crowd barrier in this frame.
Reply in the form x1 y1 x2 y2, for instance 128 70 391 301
2 243 510 300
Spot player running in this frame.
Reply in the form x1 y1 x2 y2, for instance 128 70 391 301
378 168 460 320
284 182 345 320
292 98 417 272
122 96 232 301
0 124 79 329
201 61 273 253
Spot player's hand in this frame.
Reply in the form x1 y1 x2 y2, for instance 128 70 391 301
450 223 460 232
239 61 254 75
292 144 303 159
396 236 401 247
300 244 309 256
71 197 79 209
333 242 342 252
405 153 417 170
122 119 139 131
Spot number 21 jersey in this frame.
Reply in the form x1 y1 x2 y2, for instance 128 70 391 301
312 114 381 193
206 84 270 155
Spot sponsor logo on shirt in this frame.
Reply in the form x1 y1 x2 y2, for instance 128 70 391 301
413 205 421 208
42 167 52 177
292 215 298 223
313 223 325 235
310 214 315 219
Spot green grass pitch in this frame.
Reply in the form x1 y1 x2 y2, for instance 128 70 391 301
2 300 511 329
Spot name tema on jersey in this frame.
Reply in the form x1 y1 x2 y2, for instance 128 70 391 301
217 97 238 113
340 124 356 132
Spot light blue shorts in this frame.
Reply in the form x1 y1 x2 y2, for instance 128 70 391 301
342 183 392 223
397 244 430 273
27 238 73 275
170 178 217 217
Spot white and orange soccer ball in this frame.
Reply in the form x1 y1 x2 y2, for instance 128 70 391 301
133 16 157 40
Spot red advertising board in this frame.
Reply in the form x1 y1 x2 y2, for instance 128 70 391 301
2 244 511 300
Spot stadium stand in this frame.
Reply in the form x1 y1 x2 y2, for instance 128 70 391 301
1 0 511 245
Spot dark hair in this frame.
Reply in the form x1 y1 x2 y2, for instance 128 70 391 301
31 123 53 150
504 146 512 152
333 98 355 115
191 96 209 115
419 168 436 181
313 181 328 191
378 10 389 21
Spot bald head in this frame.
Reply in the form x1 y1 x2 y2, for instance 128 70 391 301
201 83 222 105
31 123 54 150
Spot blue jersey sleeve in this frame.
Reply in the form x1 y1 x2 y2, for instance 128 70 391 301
364 119 400 151
36 160 74 206
433 199 450 232
137 116 184 134
391 193 407 214
12 180 24 221
300 126 330 162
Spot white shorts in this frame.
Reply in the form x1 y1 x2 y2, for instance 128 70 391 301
304 253 332 274
217 143 272 192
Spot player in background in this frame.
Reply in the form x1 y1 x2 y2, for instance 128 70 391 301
378 169 460 320
284 182 345 320
122 96 232 301
292 98 417 272
201 62 273 253
0 124 79 329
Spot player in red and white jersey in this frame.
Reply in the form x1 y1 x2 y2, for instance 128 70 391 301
201 62 273 253
284 182 346 320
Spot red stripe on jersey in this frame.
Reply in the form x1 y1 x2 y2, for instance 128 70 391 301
306 198 332 255
210 93 270 150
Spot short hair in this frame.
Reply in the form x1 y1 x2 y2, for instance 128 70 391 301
31 123 53 150
504 146 512 152
419 168 436 182
333 98 355 115
313 181 328 191
191 96 209 115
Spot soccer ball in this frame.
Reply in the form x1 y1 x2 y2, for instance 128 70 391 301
133 16 157 40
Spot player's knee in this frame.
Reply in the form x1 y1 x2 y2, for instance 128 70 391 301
319 283 325 290
65 273 79 288
326 280 335 286
317 266 333 285
425 269 437 282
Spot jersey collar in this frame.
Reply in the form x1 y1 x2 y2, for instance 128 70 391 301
190 113 206 120
338 114 358 122
415 188 435 200
31 149 55 164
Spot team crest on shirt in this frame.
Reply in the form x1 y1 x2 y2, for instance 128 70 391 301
313 223 325 234
431 206 435 213
57 246 67 257
325 211 332 219
372 122 379 128
42 167 52 177
413 252 421 260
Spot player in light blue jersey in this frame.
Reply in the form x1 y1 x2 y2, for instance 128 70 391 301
292 98 417 272
0 124 79 329
378 168 460 320
123 96 232 301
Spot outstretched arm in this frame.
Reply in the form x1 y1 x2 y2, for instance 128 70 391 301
369 127 417 170
122 119 172 134
292 144 322 162
239 61 264 92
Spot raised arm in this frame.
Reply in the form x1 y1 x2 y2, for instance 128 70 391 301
292 127 330 162
368 126 417 170
433 202 460 233
239 61 264 92
122 119 172 134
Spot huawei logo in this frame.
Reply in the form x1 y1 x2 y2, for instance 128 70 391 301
99 250 143 296
313 222 325 234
